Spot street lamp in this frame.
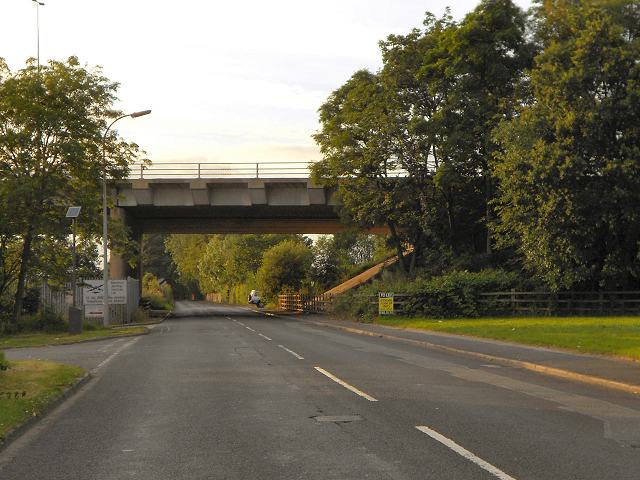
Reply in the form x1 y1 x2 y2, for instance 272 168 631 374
102 110 151 327
32 0 44 73
66 206 81 308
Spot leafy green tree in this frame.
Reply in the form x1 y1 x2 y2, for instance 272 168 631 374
164 234 208 297
493 0 640 289
311 231 377 290
312 1 534 271
0 57 144 320
310 69 428 274
418 0 536 254
141 234 191 299
256 240 314 301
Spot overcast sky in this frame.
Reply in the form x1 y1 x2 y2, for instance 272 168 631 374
1 0 533 170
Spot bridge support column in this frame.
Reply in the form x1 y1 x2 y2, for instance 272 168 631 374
109 207 141 281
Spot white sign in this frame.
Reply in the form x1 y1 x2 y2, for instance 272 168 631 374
109 280 127 305
83 280 105 305
83 280 127 305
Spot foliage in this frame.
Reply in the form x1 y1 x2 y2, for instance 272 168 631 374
402 269 529 318
198 234 296 296
0 56 146 321
311 231 378 290
166 234 311 302
0 351 9 374
311 0 535 275
417 0 537 255
164 234 209 298
142 234 190 299
0 308 68 335
256 239 314 302
310 67 431 274
142 272 174 310
493 0 640 290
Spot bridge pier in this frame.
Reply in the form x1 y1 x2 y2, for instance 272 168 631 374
109 207 142 284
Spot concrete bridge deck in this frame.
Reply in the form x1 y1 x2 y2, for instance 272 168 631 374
114 177 349 235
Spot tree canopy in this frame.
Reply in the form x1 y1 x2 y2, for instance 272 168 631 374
311 0 640 292
493 0 640 290
0 56 145 320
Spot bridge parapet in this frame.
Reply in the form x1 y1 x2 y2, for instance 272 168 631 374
115 177 338 208
128 161 313 180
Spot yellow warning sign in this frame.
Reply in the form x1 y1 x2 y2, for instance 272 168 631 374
379 293 394 315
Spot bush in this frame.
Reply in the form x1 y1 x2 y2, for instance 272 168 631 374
143 273 174 310
82 322 98 331
332 289 378 322
21 285 41 315
13 309 68 334
0 351 10 374
404 269 531 318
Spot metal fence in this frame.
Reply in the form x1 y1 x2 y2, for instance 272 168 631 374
129 162 314 179
40 277 140 325
126 161 410 180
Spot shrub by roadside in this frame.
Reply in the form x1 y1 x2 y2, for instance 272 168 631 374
0 351 9 374
404 270 532 318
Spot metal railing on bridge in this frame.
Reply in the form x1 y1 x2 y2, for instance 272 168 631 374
130 162 314 179
127 162 409 180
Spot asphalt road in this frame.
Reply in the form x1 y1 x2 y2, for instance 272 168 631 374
2 301 639 479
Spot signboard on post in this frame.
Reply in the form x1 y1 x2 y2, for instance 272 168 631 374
83 280 105 305
83 280 127 306
379 292 394 315
108 280 127 305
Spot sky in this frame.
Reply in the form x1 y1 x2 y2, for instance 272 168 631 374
1 0 533 171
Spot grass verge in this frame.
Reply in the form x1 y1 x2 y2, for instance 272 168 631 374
370 316 640 360
0 326 148 349
0 360 85 444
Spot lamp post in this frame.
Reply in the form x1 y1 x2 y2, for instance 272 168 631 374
102 110 151 327
32 0 44 73
66 206 81 308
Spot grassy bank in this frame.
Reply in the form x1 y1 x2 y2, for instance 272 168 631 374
0 360 85 443
371 316 640 360
0 326 149 349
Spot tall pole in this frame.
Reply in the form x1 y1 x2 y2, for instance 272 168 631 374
102 110 151 327
72 217 76 307
32 0 44 73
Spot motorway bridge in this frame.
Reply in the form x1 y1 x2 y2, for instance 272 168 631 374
109 162 388 278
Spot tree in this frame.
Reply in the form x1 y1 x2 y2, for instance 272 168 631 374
311 2 534 271
493 0 640 289
418 0 536 254
310 69 428 275
256 240 314 301
165 234 208 297
311 231 377 290
0 56 144 320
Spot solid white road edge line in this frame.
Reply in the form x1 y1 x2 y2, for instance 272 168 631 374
416 426 517 480
314 367 378 402
278 345 304 359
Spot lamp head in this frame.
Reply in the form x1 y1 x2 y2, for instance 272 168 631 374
130 110 152 118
